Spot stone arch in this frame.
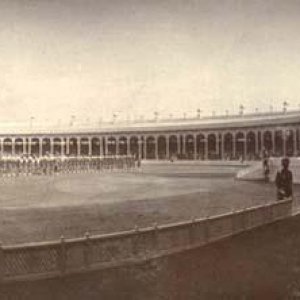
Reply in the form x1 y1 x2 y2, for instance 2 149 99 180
146 136 155 159
235 132 245 159
91 137 101 156
118 136 128 156
207 133 217 159
42 138 51 156
129 136 139 157
15 138 24 155
169 135 178 158
69 137 78 156
157 136 167 159
246 131 256 159
224 132 233 159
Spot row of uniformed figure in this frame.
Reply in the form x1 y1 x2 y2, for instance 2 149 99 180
0 155 136 177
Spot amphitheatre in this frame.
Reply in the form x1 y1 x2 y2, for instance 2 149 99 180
0 110 300 298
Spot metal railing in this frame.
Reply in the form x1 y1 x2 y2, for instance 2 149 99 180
0 199 292 282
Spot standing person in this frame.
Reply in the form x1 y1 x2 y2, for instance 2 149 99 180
275 157 293 200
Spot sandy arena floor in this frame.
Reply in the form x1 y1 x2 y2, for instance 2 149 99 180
0 162 297 244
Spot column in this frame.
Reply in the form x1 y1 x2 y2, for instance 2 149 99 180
271 130 275 156
50 138 54 155
154 136 158 160
105 137 108 156
66 137 70 155
221 134 225 159
127 137 131 156
28 138 32 154
138 136 142 159
293 128 297 156
204 136 208 160
243 132 247 159
0 139 3 156
88 138 92 156
77 137 81 156
255 131 259 157
99 137 103 157
215 133 220 158
12 138 15 156
283 130 286 157
61 138 65 156
182 135 186 156
166 136 170 159
22 138 26 154
232 133 236 159
143 136 147 159
39 138 43 157
177 135 181 156
116 137 120 156
193 134 197 160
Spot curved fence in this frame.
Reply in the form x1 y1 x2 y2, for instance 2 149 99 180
0 199 292 282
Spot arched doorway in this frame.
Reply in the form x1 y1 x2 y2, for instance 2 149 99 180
207 134 217 160
169 135 178 158
146 136 155 159
185 135 194 159
80 138 89 156
53 138 62 156
246 131 256 159
224 133 233 160
15 138 24 156
196 134 205 160
119 137 128 156
91 138 101 156
69 138 78 156
3 138 12 156
130 136 139 158
157 136 167 159
42 138 51 156
263 131 273 153
275 131 283 157
31 138 40 156
107 137 116 156
235 132 245 159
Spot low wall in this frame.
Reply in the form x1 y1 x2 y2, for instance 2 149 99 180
0 199 292 283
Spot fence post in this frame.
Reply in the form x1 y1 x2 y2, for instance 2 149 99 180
84 232 91 269
133 225 139 256
0 243 4 281
59 235 66 275
231 210 236 234
204 216 210 243
152 223 159 251
189 217 196 245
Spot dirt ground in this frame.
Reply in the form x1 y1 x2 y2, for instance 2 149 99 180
0 162 298 244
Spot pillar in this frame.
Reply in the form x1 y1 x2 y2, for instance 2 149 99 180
193 134 197 160
88 138 92 156
283 129 287 157
154 136 158 159
105 137 108 156
166 136 170 159
61 138 65 156
221 134 225 159
50 138 54 156
182 135 186 156
143 136 147 159
39 138 43 157
28 138 32 154
138 136 142 159
66 137 70 155
177 135 181 156
0 139 3 156
255 131 259 157
77 138 81 156
216 133 220 158
21 138 26 155
204 136 208 160
232 134 236 159
116 138 119 156
12 138 15 156
293 128 297 156
127 137 130 156
99 137 103 157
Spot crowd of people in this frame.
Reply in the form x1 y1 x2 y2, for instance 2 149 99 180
0 154 136 177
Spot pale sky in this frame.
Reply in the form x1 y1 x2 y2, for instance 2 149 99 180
0 0 300 123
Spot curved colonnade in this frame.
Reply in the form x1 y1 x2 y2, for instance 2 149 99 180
0 127 299 160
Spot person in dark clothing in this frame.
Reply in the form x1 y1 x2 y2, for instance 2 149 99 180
275 157 293 200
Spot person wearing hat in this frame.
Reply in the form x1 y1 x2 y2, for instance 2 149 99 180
275 157 293 200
